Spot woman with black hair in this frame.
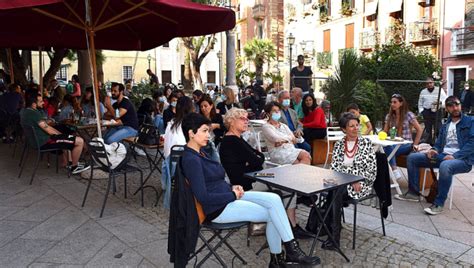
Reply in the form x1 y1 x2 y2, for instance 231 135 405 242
163 96 195 158
302 94 326 143
163 91 179 130
136 98 156 126
181 113 320 267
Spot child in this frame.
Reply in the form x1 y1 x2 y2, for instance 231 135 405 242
347 103 373 135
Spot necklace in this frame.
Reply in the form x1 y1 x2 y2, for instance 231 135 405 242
344 137 358 158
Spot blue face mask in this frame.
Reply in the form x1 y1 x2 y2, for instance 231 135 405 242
159 96 166 103
170 101 177 107
221 95 227 101
271 112 281 121
282 99 291 107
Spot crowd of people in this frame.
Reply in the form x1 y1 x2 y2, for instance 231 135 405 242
0 69 473 266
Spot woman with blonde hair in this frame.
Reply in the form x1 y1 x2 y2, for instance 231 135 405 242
216 87 240 115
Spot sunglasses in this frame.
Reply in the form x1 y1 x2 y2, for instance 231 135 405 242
391 94 402 98
446 101 461 107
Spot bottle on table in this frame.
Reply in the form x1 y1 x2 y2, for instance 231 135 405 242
389 127 396 139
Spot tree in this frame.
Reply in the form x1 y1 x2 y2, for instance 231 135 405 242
182 35 217 90
321 49 360 118
243 38 276 81
77 49 106 87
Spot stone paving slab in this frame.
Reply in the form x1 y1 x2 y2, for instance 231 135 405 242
84 237 144 267
0 220 38 248
0 205 22 220
21 206 89 241
36 220 114 265
8 194 70 222
133 239 173 268
0 239 56 268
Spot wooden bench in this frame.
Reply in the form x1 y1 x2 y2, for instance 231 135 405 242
311 139 336 166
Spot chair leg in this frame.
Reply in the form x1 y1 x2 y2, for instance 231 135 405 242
18 147 29 178
123 173 127 199
352 202 357 250
29 153 41 185
449 186 453 210
139 170 144 207
55 152 59 174
100 174 114 218
323 142 330 168
341 207 346 223
422 169 428 195
18 143 27 167
380 201 386 236
81 166 94 207
196 231 228 268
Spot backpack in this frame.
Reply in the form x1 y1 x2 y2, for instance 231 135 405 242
66 82 74 94
137 123 159 145
90 138 128 170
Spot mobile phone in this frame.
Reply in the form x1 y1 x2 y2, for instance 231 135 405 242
255 172 275 178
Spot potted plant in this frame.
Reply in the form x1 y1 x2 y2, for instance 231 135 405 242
341 1 354 16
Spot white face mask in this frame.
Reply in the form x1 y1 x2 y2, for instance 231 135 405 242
159 96 166 103
170 101 177 107
282 99 290 107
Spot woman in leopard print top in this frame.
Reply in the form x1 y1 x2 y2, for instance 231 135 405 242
331 113 377 199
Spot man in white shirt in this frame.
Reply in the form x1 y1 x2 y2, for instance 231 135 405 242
418 77 447 144
396 96 474 215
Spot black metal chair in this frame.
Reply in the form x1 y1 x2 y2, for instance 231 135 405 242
18 125 62 185
170 145 249 268
81 139 144 218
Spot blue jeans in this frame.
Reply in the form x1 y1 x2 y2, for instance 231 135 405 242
407 152 472 206
296 141 311 153
212 191 294 254
103 126 138 144
153 115 165 135
384 143 413 166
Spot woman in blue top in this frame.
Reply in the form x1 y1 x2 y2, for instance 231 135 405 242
181 113 320 267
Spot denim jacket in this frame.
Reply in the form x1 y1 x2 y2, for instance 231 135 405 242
433 114 474 165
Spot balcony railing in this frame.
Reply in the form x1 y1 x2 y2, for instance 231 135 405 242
252 4 265 20
385 23 406 44
451 27 474 55
359 29 380 50
317 52 332 68
408 19 438 43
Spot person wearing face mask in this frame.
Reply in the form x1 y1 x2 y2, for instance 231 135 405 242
459 81 473 113
418 77 447 144
163 92 179 130
152 90 167 134
261 102 311 166
277 90 311 153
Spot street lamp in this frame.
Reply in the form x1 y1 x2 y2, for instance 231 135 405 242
216 51 222 87
147 54 151 70
287 33 295 88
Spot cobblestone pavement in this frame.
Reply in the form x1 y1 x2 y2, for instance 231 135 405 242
0 145 472 267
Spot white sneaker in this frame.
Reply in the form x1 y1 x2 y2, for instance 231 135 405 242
72 165 91 175
393 169 403 179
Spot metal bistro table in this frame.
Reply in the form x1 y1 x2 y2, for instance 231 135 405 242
246 164 363 262
65 119 121 141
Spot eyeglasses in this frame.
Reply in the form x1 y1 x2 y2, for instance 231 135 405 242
391 94 402 98
446 101 461 107
238 116 249 122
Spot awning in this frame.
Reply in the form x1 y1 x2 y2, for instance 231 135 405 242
364 0 379 17
387 0 403 13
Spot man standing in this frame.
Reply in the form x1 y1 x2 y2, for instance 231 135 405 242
104 82 139 144
459 81 473 113
418 77 447 144
290 87 304 120
396 96 473 215
147 69 159 85
277 90 311 152
290 55 313 94
20 93 90 174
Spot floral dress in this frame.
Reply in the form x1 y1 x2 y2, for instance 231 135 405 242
261 122 303 165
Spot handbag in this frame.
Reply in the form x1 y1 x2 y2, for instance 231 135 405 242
137 123 158 145
305 194 328 236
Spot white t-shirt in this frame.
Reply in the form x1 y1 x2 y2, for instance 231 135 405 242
343 141 356 166
443 121 460 155
163 120 186 158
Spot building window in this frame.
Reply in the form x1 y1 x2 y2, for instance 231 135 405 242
122 66 133 84
162 71 172 84
55 65 68 81
320 0 331 16
207 71 216 84
323 29 331 52
345 23 354 48
342 0 355 9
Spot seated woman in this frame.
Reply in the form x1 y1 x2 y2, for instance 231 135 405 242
346 103 373 135
136 98 156 126
216 87 240 116
261 102 311 165
326 112 377 250
81 87 105 118
219 108 313 239
199 94 225 146
302 94 327 143
152 90 167 134
181 113 320 266
56 94 81 122
163 92 179 130
383 94 422 178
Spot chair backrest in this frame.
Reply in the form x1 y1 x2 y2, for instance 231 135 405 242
136 123 159 145
87 140 113 170
21 124 42 149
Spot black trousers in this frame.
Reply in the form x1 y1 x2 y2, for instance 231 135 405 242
422 109 440 144
303 128 326 143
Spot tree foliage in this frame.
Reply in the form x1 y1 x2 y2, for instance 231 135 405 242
355 80 388 124
243 38 276 81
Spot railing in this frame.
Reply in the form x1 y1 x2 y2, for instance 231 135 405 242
252 4 265 20
408 19 438 43
451 27 474 55
317 52 332 69
359 29 380 50
385 23 406 44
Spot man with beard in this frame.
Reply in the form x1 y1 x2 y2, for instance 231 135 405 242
290 55 313 94
104 82 139 144
395 96 474 215
418 77 447 144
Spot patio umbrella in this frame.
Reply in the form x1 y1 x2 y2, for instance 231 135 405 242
0 0 235 137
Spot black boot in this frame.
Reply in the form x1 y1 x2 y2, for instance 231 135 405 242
269 252 285 268
284 239 321 265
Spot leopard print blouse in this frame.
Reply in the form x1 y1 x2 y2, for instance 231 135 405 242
330 136 377 199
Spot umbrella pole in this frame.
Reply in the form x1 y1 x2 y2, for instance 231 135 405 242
88 29 102 138
7 48 14 84
39 47 43 95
